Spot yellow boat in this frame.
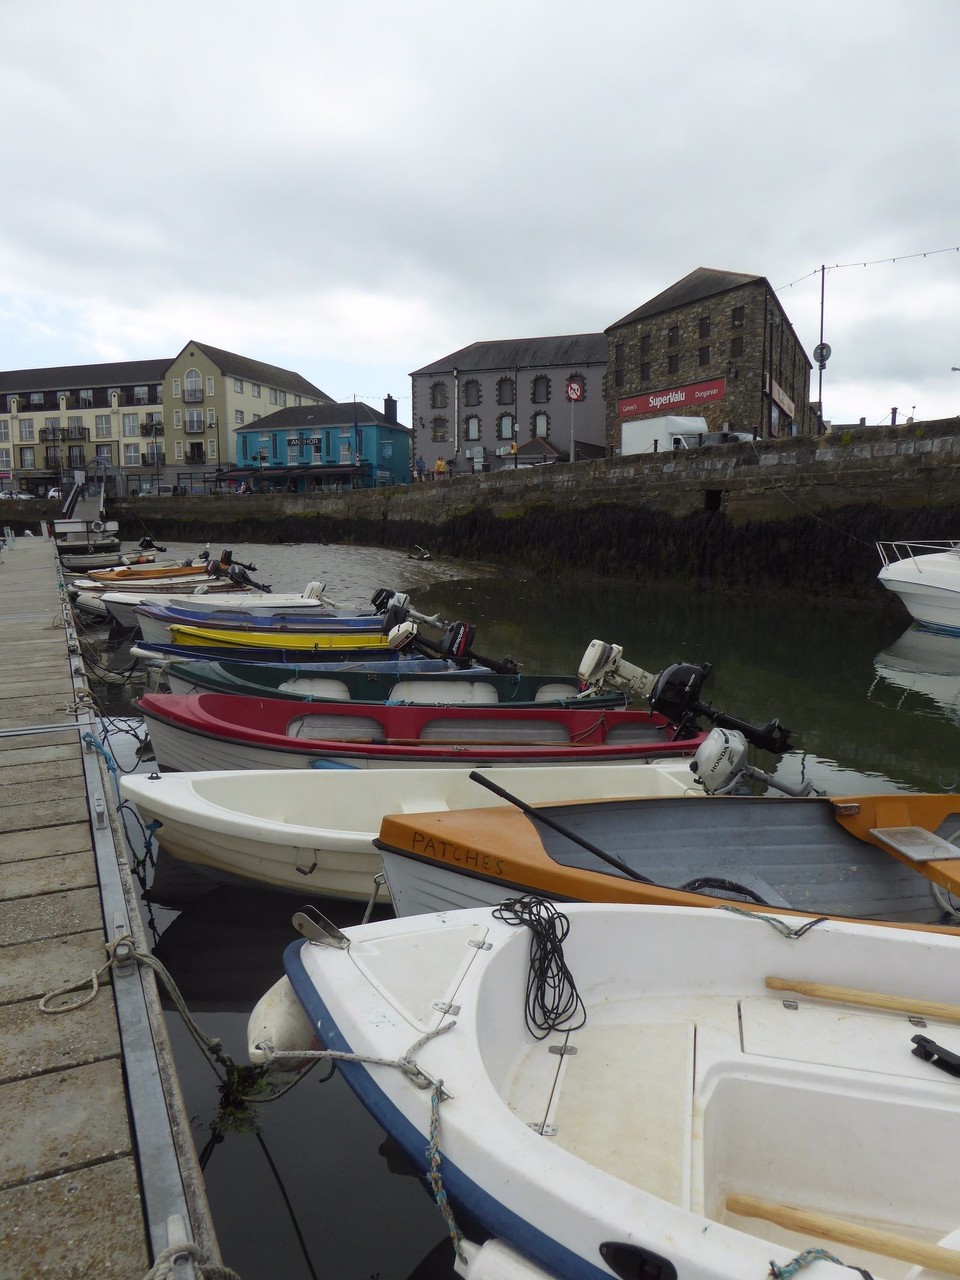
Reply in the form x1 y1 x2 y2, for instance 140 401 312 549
166 623 392 651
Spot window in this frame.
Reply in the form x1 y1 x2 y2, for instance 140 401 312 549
430 416 448 442
278 391 287 408
615 342 625 365
430 382 448 410
699 316 711 339
730 336 744 358
614 369 624 387
122 413 138 436
533 411 549 438
235 410 245 425
175 440 183 460
207 408 217 426
185 411 204 434
67 446 84 468
496 413 516 441
19 420 35 442
123 443 139 467
640 334 652 357
205 375 214 396
20 446 35 469
464 415 481 441
0 420 8 442
667 325 679 349
532 375 550 404
172 378 181 398
97 419 113 439
731 305 744 328
269 388 278 405
667 354 680 375
234 378 243 393
95 445 111 463
184 370 202 403
79 389 93 408
698 346 710 366
464 380 481 407
496 377 515 405
639 362 651 382
252 383 261 398
45 417 61 433
294 394 301 407
134 386 149 405
30 392 43 408
208 439 217 459
0 447 10 471
174 410 182 429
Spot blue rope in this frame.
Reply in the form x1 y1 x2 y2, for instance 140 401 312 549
82 732 121 801
770 1248 845 1279
426 1081 465 1262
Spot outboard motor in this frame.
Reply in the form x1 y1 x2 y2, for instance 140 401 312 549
388 618 520 674
227 563 272 592
579 639 794 754
371 587 448 633
692 727 820 797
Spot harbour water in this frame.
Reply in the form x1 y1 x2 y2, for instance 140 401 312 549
88 537 960 1279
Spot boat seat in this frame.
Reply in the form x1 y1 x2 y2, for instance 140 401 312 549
869 826 960 861
419 718 570 744
287 714 386 742
533 683 580 702
389 680 499 705
277 678 351 700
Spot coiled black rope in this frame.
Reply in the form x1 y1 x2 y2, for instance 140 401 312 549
492 897 586 1040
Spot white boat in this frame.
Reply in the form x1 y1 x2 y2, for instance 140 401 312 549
249 901 960 1280
118 759 702 898
104 580 336 631
877 540 960 634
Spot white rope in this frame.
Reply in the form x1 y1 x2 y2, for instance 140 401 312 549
141 1241 242 1280
258 1020 457 1091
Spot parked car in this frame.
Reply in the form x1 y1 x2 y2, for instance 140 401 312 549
46 486 64 499
701 431 755 447
0 490 33 500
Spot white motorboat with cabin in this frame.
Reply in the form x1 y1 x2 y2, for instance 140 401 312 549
877 540 960 634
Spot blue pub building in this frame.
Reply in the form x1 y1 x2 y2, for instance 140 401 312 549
233 396 411 491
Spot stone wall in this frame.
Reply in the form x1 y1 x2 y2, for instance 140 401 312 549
106 417 960 600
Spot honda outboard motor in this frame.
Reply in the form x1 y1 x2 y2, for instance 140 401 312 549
692 727 819 797
371 587 448 633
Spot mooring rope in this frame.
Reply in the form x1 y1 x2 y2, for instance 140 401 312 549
140 1241 243 1280
718 906 829 938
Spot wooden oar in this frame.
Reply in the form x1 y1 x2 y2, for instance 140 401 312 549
727 1194 960 1276
765 976 960 1023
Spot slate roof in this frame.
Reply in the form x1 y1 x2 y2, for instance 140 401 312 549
234 402 408 433
0 357 172 393
607 268 767 330
179 341 333 400
412 333 607 376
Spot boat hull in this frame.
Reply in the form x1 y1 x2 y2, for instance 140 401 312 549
877 542 960 634
119 760 700 897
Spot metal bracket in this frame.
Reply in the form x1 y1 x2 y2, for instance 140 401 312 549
432 1000 461 1015
293 906 349 948
528 1121 558 1136
468 938 492 950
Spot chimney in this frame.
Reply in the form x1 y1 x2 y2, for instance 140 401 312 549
383 394 397 424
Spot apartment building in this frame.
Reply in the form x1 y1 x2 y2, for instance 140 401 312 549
0 341 331 496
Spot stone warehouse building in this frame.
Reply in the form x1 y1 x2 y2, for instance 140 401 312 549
0 342 331 496
410 334 609 474
605 267 817 447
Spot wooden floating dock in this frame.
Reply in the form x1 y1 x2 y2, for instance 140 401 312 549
0 531 218 1279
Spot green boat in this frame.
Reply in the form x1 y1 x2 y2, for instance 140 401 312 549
160 658 630 709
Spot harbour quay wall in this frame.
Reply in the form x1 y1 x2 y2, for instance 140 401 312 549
111 417 960 599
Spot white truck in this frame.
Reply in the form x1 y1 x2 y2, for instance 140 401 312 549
620 415 707 456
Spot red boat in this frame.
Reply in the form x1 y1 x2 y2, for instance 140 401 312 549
137 691 706 772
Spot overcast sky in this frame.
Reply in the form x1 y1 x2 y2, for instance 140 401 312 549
1 0 958 427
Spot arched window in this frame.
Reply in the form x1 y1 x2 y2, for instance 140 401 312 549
496 413 516 441
430 382 448 410
463 379 481 407
184 369 203 404
464 415 481 441
496 377 515 405
532 375 550 404
430 416 449 442
533 412 549 438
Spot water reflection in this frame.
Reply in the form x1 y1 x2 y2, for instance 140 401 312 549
872 625 960 729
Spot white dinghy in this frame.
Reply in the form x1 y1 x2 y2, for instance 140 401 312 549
119 759 702 899
250 901 960 1280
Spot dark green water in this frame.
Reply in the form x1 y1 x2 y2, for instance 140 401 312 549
106 540 960 1279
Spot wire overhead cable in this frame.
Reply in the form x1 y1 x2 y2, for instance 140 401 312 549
777 244 960 292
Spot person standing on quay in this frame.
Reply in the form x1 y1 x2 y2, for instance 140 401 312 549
434 456 447 479
415 455 425 482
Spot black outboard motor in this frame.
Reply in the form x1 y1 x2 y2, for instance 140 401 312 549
649 661 793 755
138 536 167 553
389 618 519 674
227 563 272 592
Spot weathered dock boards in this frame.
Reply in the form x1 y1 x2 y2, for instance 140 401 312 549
0 534 215 1280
